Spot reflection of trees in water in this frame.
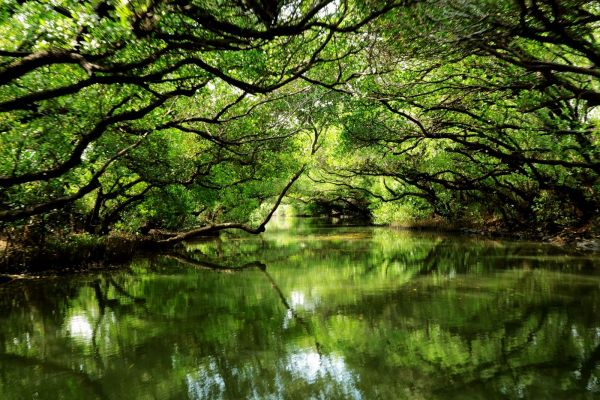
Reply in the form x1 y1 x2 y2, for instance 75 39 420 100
316 267 600 398
0 279 110 399
0 240 599 398
141 254 600 397
0 352 107 399
192 229 600 279
168 253 360 398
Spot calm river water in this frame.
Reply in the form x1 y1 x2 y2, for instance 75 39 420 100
1 218 600 399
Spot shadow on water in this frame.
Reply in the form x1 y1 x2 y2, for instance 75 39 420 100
1 221 600 399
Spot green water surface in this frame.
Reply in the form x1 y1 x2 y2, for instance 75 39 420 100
1 219 600 399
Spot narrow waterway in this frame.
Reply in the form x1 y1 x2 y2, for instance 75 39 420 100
1 218 599 399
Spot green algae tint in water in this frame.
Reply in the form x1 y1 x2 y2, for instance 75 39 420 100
1 219 600 399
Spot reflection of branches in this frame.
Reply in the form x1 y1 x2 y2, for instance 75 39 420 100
437 358 569 398
107 276 146 304
89 276 151 371
438 282 599 393
91 279 110 371
416 239 448 276
259 267 324 356
165 253 266 272
170 252 324 355
362 238 448 277
0 352 107 399
580 343 600 389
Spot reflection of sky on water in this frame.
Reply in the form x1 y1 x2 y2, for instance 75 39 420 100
289 289 320 311
64 310 120 355
286 349 362 399
283 290 320 329
186 357 226 400
66 314 93 343
185 351 361 400
11 332 32 349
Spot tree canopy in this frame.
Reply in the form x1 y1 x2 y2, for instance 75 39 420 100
0 0 598 245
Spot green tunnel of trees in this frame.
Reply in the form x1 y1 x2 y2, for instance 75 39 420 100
0 0 598 246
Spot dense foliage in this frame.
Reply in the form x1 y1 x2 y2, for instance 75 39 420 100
312 0 600 233
0 0 598 246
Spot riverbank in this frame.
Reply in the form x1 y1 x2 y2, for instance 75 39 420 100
2 220 600 275
0 234 154 275
390 217 600 251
